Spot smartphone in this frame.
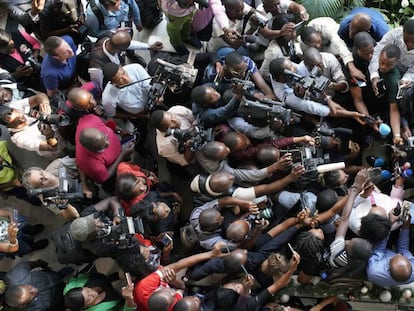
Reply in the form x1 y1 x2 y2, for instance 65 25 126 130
11 209 18 223
294 20 305 30
396 85 407 100
125 272 132 285
376 79 386 98
286 243 295 259
160 233 173 246
121 134 136 145
356 80 367 87
280 149 302 164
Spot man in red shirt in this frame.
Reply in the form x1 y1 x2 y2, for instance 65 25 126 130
75 114 134 190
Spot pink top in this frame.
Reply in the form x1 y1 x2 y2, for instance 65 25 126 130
75 114 121 183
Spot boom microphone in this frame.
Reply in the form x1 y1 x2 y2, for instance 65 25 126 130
316 162 345 173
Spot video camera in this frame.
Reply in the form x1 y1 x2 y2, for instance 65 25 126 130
28 167 84 209
97 210 144 249
281 126 351 187
29 109 70 126
393 201 412 222
165 125 214 153
284 66 331 101
237 96 301 131
253 12 269 28
20 44 42 72
147 58 198 112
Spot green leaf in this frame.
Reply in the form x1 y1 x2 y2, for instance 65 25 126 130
298 0 342 19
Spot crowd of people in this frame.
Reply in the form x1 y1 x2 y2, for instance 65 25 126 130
0 0 414 309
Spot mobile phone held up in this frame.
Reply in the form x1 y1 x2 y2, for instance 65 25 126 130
160 233 173 246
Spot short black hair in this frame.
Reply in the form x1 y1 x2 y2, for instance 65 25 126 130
191 85 209 106
269 57 289 79
149 110 165 130
64 288 85 311
316 189 338 212
215 287 239 309
225 51 244 68
381 44 401 60
300 26 318 45
403 19 414 34
0 105 12 125
359 213 391 243
353 31 375 50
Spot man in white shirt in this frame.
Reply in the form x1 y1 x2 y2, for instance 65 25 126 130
102 62 151 119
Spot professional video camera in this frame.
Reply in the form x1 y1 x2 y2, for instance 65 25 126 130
253 12 269 28
284 66 331 101
165 125 214 153
20 44 42 72
28 167 84 209
97 210 144 249
147 57 198 112
280 126 352 187
29 109 70 126
237 96 301 131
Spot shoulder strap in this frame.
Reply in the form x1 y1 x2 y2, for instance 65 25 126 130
241 10 254 36
89 0 105 26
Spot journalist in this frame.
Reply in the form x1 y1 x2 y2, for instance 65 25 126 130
269 57 364 121
149 106 197 167
0 106 66 159
21 157 83 219
0 29 44 91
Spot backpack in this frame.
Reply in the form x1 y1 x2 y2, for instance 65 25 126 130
52 222 96 265
134 0 163 29
76 39 95 81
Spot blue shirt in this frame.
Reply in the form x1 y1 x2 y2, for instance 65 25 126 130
192 95 240 128
367 228 414 286
203 56 258 94
40 35 77 92
338 7 389 48
86 0 141 38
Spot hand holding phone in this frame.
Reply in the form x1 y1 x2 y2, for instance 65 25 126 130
125 272 133 285
160 233 173 246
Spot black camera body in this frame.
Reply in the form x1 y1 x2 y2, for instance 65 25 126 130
25 57 42 72
98 211 144 249
147 58 198 112
237 96 300 131
28 167 84 209
29 109 70 126
165 126 214 153
284 66 331 101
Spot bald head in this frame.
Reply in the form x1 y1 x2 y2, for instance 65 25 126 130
222 131 251 152
79 128 107 152
389 254 412 282
68 87 93 110
350 13 372 39
209 172 234 193
109 31 132 50
201 141 230 161
223 249 248 273
257 146 280 166
226 220 249 243
199 208 223 232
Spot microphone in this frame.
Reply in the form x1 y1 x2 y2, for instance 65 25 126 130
379 123 391 136
374 157 385 167
367 167 391 185
316 162 345 173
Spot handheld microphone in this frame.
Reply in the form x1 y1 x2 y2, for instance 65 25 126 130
379 123 391 136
